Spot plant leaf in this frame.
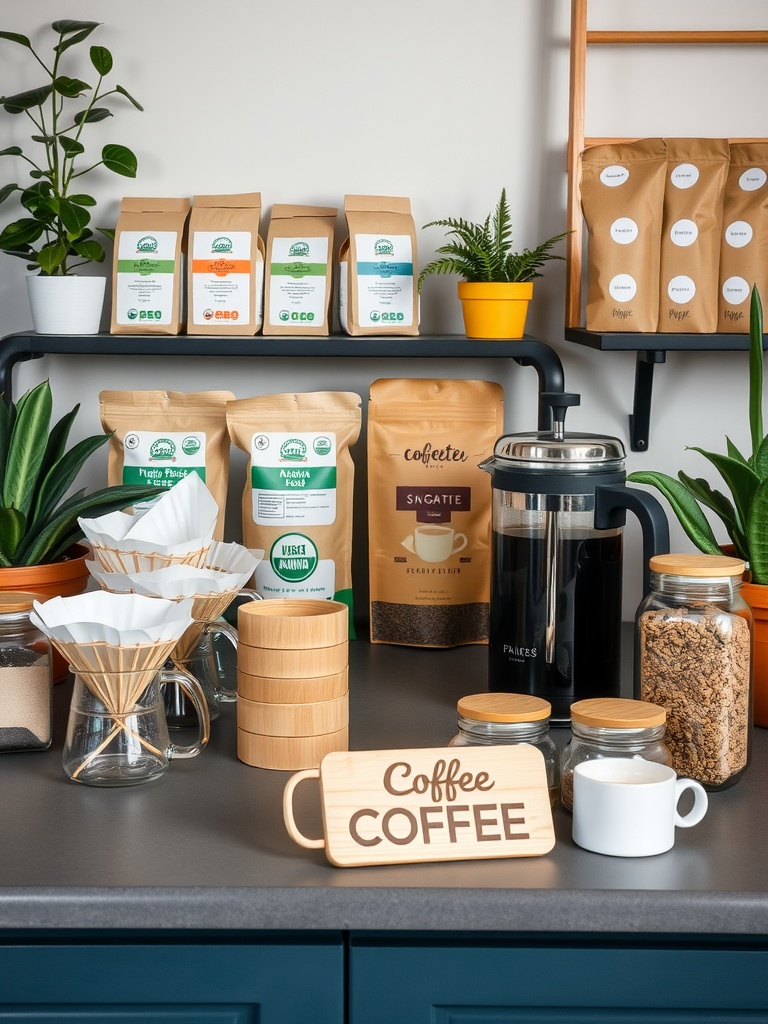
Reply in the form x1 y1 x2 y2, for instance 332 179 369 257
3 380 51 518
52 20 101 35
73 107 112 125
59 135 85 158
37 242 68 275
89 44 113 76
70 238 105 262
753 434 768 480
678 471 748 559
747 478 768 584
749 285 765 457
30 430 110 528
55 25 100 55
626 470 722 554
54 76 91 99
686 446 761 531
0 31 32 48
0 217 45 248
726 436 750 467
0 398 11 496
101 143 137 177
114 84 144 111
58 198 91 238
1 85 53 114
98 226 115 241
0 146 23 157
67 193 96 206
0 183 18 205
0 507 26 561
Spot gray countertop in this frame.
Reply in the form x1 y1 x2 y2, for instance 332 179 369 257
1 632 767 936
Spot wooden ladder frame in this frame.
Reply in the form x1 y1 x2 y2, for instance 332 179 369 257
565 0 768 330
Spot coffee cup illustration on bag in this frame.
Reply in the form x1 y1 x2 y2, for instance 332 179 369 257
402 525 467 562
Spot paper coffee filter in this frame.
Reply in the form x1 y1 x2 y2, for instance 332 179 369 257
204 541 263 578
87 561 252 598
30 591 195 648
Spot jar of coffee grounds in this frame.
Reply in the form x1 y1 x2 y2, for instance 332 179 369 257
0 593 53 752
560 697 672 810
636 553 752 791
450 692 560 806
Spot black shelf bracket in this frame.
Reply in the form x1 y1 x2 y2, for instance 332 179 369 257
628 349 666 453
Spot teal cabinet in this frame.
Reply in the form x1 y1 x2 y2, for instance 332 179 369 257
349 936 768 1023
0 940 344 1024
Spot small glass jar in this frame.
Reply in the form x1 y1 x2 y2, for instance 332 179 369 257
0 592 53 752
450 692 560 806
560 697 672 810
636 553 752 791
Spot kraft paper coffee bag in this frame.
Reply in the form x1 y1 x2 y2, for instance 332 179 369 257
111 197 190 335
100 389 234 539
227 391 362 635
263 205 337 335
717 144 768 332
659 138 730 332
580 139 667 332
339 195 419 336
187 193 265 335
367 378 503 648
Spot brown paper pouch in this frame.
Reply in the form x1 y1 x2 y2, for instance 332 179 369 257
367 378 503 648
717 144 768 332
659 139 730 332
339 195 419 336
580 139 667 332
187 193 264 335
111 197 190 335
226 391 362 635
100 389 235 539
262 205 337 335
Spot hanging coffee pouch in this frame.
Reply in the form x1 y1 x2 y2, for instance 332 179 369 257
339 195 419 336
111 197 190 335
226 391 361 634
717 143 768 332
659 138 730 332
580 139 667 332
187 193 265 335
263 205 337 335
100 389 235 540
367 378 504 648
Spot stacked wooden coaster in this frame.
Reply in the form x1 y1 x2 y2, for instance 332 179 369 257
236 599 349 770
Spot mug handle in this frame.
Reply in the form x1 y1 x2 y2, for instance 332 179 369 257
674 778 708 828
208 588 263 702
161 667 210 758
283 768 326 850
452 533 467 555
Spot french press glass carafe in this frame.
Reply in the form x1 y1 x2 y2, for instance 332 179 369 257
480 393 669 724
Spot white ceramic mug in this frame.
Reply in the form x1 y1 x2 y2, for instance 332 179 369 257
572 757 708 857
413 525 467 562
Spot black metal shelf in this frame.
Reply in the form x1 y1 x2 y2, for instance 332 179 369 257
0 331 565 431
565 326 768 452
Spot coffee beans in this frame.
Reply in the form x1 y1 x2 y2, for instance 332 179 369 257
371 601 489 647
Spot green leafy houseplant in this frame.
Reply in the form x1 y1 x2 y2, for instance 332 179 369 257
417 187 568 290
0 380 159 567
0 19 142 276
628 286 768 583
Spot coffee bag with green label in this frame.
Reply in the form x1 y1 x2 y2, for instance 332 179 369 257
717 143 768 332
100 389 235 539
226 391 361 635
111 197 190 335
339 195 419 336
188 193 265 335
262 205 337 335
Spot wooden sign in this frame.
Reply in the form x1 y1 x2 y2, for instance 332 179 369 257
282 745 555 867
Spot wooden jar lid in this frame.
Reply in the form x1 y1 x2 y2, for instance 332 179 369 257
237 667 348 704
649 553 745 577
570 697 666 729
457 692 552 723
238 640 348 679
237 693 349 737
237 726 348 771
238 599 349 649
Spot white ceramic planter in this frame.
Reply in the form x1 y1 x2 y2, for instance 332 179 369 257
26 274 107 335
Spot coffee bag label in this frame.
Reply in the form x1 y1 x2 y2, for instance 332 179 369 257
250 431 337 526
268 238 329 326
255 532 335 600
191 230 253 325
115 231 178 325
120 429 206 488
353 233 414 328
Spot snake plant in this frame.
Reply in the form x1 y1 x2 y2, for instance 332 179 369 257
628 286 768 583
0 379 158 566
417 187 568 291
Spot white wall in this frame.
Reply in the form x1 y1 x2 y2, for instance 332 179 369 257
1 0 766 618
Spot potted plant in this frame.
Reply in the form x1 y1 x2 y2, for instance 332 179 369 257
0 19 142 334
417 187 569 339
0 379 159 679
628 285 768 726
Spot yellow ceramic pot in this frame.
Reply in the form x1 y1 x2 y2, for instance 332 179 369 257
457 281 533 339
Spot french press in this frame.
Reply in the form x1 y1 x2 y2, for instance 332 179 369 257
480 393 669 724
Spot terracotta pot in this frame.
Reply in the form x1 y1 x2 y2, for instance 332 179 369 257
457 281 533 339
0 544 91 683
741 579 768 728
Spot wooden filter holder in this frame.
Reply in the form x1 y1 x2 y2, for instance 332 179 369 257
237 667 348 704
238 641 348 679
237 726 349 771
238 693 348 737
237 599 349 649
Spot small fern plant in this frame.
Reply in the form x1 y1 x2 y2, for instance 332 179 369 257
417 187 568 292
628 286 768 584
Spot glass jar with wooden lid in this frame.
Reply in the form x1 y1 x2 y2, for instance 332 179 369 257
560 697 672 810
0 592 53 752
450 692 560 806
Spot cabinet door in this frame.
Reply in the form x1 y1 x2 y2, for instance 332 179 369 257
350 938 768 1023
0 940 343 1024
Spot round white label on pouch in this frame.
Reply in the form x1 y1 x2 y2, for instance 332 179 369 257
610 217 639 244
668 276 696 304
739 168 767 192
609 274 637 302
600 165 630 187
669 219 698 247
722 276 750 305
670 163 700 189
725 220 754 248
